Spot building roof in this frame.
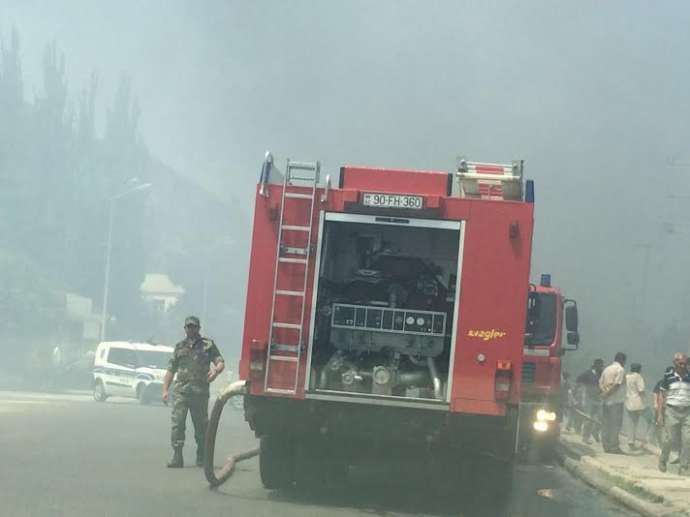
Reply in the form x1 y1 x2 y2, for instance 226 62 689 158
139 273 185 295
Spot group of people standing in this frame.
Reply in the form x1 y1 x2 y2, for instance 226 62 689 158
566 352 690 475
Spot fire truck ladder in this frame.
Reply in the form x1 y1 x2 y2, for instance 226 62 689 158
264 159 320 394
456 158 524 201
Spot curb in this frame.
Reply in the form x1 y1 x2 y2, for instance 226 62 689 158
556 444 685 517
619 430 662 456
579 456 664 503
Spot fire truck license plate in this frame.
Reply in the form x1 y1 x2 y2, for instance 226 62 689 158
362 193 424 209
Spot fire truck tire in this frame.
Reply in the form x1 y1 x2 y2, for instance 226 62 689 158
295 447 348 491
259 435 294 489
293 440 347 491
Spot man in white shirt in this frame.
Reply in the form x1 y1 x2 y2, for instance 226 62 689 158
625 363 646 450
599 352 627 454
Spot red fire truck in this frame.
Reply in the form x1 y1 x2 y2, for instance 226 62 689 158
239 153 541 488
520 275 579 457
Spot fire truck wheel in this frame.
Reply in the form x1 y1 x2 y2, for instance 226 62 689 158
259 435 294 489
293 441 347 491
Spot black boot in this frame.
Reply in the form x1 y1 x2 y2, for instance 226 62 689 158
167 447 183 468
196 446 204 467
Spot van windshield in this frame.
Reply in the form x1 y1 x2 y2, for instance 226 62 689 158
136 350 171 369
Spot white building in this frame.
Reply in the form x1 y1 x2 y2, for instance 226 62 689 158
139 273 185 313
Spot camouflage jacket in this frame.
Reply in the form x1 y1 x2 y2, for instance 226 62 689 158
167 336 223 394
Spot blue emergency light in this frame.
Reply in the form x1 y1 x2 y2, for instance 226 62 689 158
540 274 551 287
525 180 535 203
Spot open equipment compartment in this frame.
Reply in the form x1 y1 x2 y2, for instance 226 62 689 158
306 212 462 402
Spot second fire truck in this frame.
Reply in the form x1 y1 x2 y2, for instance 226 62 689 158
520 275 580 457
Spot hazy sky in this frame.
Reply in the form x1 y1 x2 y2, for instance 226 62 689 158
4 0 690 369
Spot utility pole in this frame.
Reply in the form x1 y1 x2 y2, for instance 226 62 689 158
199 238 234 331
201 276 208 326
638 243 651 328
100 200 115 342
99 180 152 341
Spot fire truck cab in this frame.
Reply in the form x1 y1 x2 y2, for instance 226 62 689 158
240 153 536 488
520 274 580 457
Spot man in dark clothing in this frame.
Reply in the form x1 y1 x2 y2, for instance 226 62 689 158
577 359 605 444
162 316 225 468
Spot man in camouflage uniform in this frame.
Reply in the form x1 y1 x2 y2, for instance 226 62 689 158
162 316 224 468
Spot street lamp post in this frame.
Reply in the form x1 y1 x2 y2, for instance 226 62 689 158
100 200 115 342
99 180 152 341
200 238 235 326
636 242 652 330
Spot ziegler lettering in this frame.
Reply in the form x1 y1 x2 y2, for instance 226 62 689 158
467 329 507 341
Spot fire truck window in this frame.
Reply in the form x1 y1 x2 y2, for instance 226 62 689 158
525 293 557 346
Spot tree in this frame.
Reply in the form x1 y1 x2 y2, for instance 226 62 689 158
0 26 24 109
0 27 27 247
0 28 245 363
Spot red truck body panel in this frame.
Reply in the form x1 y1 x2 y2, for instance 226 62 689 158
240 165 534 419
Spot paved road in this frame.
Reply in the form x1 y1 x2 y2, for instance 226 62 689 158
0 390 634 517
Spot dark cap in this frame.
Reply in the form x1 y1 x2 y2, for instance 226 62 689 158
184 316 200 327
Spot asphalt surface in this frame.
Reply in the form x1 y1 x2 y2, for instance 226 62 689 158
0 389 634 517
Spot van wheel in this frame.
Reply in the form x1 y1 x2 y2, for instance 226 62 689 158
137 384 150 405
259 435 294 489
94 381 108 402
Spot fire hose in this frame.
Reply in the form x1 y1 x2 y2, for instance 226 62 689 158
572 407 601 426
203 380 260 488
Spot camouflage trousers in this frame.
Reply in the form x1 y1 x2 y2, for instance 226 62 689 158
170 385 209 449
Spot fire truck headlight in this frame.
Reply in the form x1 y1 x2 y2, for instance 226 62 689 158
533 420 549 432
536 409 557 422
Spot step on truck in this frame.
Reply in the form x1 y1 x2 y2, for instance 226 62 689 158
520 275 580 459
239 153 537 488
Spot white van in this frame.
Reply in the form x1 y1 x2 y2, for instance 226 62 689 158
93 341 173 404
